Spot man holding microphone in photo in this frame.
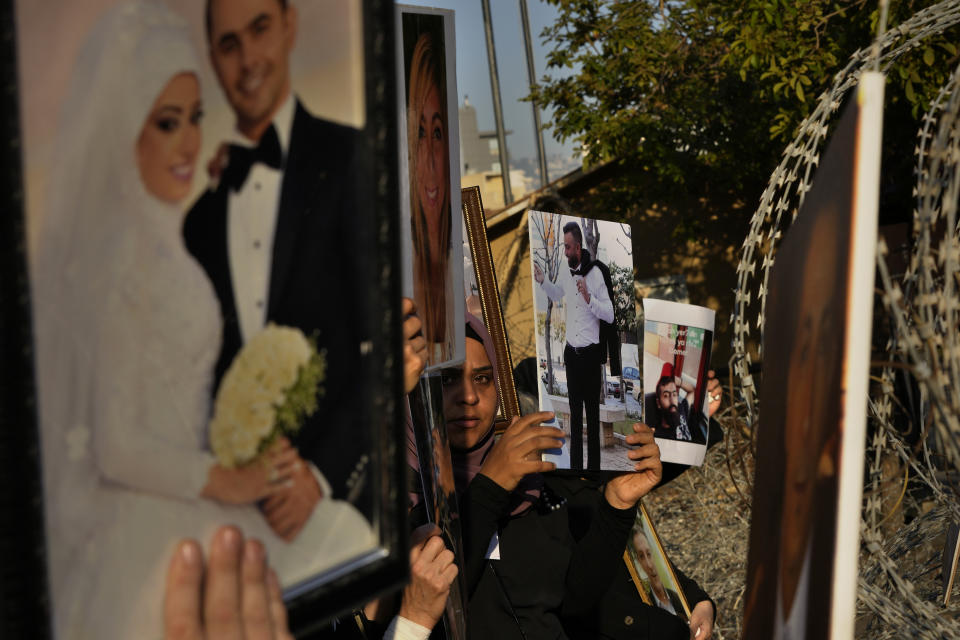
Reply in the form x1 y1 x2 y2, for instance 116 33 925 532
534 221 614 470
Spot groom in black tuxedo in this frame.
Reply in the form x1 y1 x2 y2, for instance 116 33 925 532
184 0 368 540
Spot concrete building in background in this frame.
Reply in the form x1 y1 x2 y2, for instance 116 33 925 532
459 97 534 209
459 97 505 174
461 169 534 211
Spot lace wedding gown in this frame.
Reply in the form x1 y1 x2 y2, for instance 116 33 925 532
42 202 373 639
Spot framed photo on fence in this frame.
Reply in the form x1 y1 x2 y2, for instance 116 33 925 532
2 0 407 636
623 502 692 621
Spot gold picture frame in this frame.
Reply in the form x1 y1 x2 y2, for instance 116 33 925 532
623 502 692 620
461 186 520 431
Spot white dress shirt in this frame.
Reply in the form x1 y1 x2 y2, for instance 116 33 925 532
653 589 678 616
384 615 432 640
540 261 614 347
228 93 296 343
227 95 338 495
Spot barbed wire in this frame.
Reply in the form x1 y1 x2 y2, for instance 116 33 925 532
729 0 960 417
727 1 960 636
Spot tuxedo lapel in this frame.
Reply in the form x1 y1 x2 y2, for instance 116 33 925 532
268 101 326 318
182 184 242 390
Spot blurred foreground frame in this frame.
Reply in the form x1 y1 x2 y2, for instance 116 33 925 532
0 0 52 636
462 186 521 431
0 0 410 636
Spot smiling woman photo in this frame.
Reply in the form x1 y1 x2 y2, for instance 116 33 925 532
405 23 455 366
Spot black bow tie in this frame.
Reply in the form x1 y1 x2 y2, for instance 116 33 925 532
224 124 283 191
570 266 582 277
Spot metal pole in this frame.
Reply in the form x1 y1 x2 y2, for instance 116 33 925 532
519 0 548 188
481 0 513 206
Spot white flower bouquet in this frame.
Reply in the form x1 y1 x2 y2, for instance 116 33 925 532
210 323 326 467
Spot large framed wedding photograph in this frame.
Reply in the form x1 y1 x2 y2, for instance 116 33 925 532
4 0 407 636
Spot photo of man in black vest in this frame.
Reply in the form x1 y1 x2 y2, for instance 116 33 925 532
534 221 615 469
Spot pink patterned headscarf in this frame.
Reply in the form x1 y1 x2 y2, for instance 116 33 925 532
448 313 501 492
405 313 496 486
407 313 541 514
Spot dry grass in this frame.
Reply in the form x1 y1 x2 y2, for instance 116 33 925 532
642 407 753 640
641 401 960 640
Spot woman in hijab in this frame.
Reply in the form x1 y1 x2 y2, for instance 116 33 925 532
435 314 663 638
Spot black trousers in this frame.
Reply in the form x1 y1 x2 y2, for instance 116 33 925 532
564 342 602 470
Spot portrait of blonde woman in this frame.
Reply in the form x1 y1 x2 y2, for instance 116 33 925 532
402 11 461 367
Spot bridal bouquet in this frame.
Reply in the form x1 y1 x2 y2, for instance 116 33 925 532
210 324 326 467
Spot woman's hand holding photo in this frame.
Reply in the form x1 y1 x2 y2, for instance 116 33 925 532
403 297 429 394
706 369 722 417
479 411 562 492
605 423 663 510
398 524 460 630
689 599 715 639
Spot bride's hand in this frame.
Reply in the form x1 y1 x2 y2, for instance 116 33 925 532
201 439 299 504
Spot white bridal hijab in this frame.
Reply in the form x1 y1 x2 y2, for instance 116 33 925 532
35 0 199 290
30 0 213 634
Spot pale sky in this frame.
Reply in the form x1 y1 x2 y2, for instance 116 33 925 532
401 0 582 182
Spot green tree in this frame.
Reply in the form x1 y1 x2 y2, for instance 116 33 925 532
717 0 957 136
531 211 564 394
551 310 566 347
608 262 638 337
532 0 776 194
531 0 958 223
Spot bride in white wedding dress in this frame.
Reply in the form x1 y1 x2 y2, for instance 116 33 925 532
30 2 373 638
